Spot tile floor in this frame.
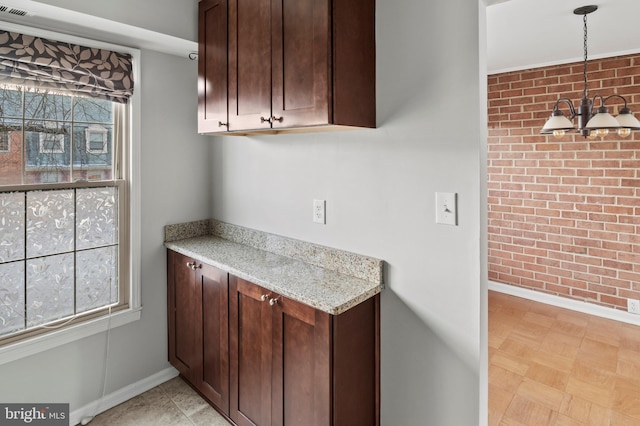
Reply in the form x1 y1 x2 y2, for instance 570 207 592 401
489 290 640 425
85 376 230 426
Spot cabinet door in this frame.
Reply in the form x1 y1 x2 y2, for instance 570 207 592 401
271 295 331 426
270 0 329 128
195 263 230 415
167 251 197 380
229 276 273 426
198 0 229 134
228 0 272 131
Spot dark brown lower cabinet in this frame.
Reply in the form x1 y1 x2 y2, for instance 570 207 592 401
169 249 380 425
167 250 230 415
229 276 379 426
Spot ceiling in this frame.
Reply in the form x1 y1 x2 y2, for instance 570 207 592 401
486 0 640 74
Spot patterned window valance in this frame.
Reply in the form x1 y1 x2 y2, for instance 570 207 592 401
0 31 134 104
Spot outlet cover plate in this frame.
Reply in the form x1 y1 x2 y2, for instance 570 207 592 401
313 199 326 224
628 299 640 315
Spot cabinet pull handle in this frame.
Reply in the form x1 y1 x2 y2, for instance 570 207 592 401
269 297 279 306
218 121 228 127
260 294 271 302
260 116 272 124
271 116 283 123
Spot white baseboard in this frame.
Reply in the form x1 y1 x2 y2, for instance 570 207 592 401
70 366 179 426
489 281 640 326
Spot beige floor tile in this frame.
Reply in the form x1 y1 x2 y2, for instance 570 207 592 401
160 377 210 417
88 388 193 426
189 404 230 426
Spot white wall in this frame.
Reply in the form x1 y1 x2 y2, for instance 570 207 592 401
31 0 199 42
209 0 486 423
0 48 211 412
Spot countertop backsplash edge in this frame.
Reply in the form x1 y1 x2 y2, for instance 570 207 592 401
165 219 384 286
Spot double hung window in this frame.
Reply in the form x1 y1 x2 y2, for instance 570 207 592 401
0 30 136 347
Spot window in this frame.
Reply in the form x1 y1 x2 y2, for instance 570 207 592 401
39 131 65 153
0 132 8 152
0 29 139 358
0 86 128 344
86 124 108 154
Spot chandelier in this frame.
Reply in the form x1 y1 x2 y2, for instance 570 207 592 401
541 5 640 138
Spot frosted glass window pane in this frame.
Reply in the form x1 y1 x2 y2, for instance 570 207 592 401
76 188 118 250
26 253 74 327
0 261 25 336
76 246 118 313
0 192 25 263
26 190 75 258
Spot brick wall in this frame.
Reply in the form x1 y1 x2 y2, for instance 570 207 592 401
488 53 640 311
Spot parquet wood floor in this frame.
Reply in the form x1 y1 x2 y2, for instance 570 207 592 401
489 291 640 426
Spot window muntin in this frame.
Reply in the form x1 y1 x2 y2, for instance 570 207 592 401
0 84 127 343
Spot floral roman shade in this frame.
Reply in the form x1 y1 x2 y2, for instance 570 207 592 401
0 31 134 103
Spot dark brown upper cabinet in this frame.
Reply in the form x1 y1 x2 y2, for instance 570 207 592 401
198 0 376 135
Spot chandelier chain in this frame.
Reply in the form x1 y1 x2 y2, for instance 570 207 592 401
583 13 588 99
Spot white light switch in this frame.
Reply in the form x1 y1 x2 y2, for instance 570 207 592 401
436 192 457 226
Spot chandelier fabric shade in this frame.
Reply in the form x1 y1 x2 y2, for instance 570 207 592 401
541 5 640 138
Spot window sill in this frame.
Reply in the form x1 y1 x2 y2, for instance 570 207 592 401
0 307 142 366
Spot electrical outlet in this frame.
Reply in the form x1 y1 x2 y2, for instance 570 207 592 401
313 199 326 224
628 299 640 315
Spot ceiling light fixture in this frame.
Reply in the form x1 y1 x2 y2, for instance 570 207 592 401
541 5 640 139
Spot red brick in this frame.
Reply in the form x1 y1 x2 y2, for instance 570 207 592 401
587 266 617 278
601 277 631 289
571 289 599 301
599 294 628 309
587 283 617 295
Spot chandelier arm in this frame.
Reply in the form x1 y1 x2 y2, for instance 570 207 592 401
554 98 577 118
590 94 605 114
601 94 629 109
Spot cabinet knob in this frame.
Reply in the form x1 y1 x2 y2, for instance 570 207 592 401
271 116 283 123
269 297 279 306
218 121 228 127
260 294 271 302
260 116 272 124
186 261 201 271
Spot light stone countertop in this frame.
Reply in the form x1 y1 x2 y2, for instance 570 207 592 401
164 221 384 315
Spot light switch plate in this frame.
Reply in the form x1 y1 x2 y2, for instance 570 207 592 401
436 192 457 226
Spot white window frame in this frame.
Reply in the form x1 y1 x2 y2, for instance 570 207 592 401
38 131 65 153
85 124 108 154
0 23 141 366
